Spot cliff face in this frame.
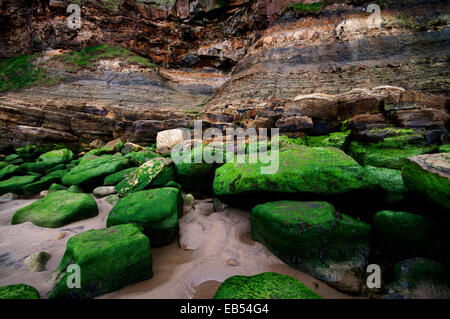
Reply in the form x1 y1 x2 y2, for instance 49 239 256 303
0 0 449 149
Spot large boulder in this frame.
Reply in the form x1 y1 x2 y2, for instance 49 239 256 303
373 210 442 262
12 190 98 228
251 201 370 293
0 164 22 180
103 167 137 186
213 146 378 200
23 169 68 195
214 272 322 299
107 187 181 247
382 258 450 299
0 284 40 299
62 154 129 190
364 165 408 205
156 128 187 154
32 149 74 172
0 175 39 195
49 224 153 299
402 153 450 211
124 150 159 166
115 157 175 197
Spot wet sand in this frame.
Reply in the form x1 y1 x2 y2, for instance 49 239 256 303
0 196 360 299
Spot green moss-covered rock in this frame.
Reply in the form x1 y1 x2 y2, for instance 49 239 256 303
12 190 98 228
382 258 450 299
0 284 40 299
33 149 74 172
124 150 159 165
175 147 226 194
99 138 124 153
49 224 153 299
115 157 175 197
214 272 322 299
373 210 441 261
251 201 370 293
67 185 83 193
0 175 39 194
365 165 408 204
348 133 437 169
23 169 68 195
62 154 129 189
306 131 349 150
103 167 137 186
438 145 450 153
401 153 450 211
107 187 181 246
213 146 378 198
5 154 20 162
48 183 68 193
0 164 22 181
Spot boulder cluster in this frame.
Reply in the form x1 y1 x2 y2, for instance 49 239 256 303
0 123 449 299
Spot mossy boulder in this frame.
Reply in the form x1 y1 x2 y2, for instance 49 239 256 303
103 167 137 186
251 201 370 293
115 157 175 197
373 210 442 261
48 183 68 193
49 224 153 299
33 149 74 172
401 153 450 211
382 258 450 299
438 144 450 153
124 150 159 165
213 146 378 199
107 187 181 246
175 146 227 194
12 190 98 228
0 164 22 181
365 165 408 204
214 272 322 299
23 169 68 195
348 133 437 169
62 154 129 190
0 284 40 299
306 131 349 150
0 175 39 195
99 138 124 153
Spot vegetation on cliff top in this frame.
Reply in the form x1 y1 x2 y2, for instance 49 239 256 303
283 1 324 14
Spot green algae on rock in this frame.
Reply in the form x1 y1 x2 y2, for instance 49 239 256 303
124 150 159 165
365 165 408 204
12 190 98 228
49 224 153 299
0 284 40 299
383 258 450 299
23 169 68 195
115 157 175 197
62 154 129 189
213 146 378 198
214 272 322 299
107 187 181 246
373 210 441 261
48 183 67 193
103 167 137 186
33 148 74 172
401 153 450 211
251 201 370 293
0 164 22 181
0 175 39 194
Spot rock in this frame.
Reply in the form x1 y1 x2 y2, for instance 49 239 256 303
213 198 227 212
0 192 17 203
382 258 450 299
183 193 195 212
89 139 105 149
365 166 408 205
104 194 120 206
67 185 83 193
0 175 40 195
100 138 124 153
124 150 159 165
213 146 378 200
107 187 181 247
251 201 370 294
33 148 74 172
0 164 22 181
438 145 450 153
39 190 48 198
373 210 442 262
93 186 117 198
348 130 437 170
402 153 450 211
306 132 349 150
5 154 20 162
22 169 68 195
103 167 137 186
120 142 145 155
48 183 67 193
156 128 188 154
62 154 129 190
115 157 175 197
24 251 51 272
49 224 153 299
214 272 322 299
0 284 40 299
12 190 98 228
